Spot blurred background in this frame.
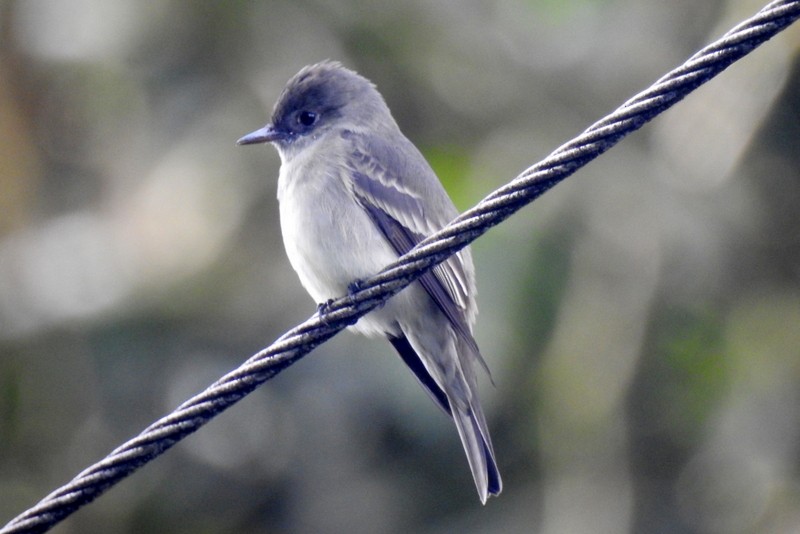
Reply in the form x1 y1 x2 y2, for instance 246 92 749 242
1 0 799 532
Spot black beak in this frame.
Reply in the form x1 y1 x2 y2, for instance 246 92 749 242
236 124 286 145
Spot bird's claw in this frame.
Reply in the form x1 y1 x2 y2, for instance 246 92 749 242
347 278 365 294
317 299 335 316
348 278 387 310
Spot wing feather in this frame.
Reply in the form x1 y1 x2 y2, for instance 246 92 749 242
344 130 489 373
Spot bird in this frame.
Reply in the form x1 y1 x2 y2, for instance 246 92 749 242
237 60 501 503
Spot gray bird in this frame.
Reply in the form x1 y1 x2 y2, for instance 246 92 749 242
238 61 501 503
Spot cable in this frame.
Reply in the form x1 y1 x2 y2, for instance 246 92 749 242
3 1 798 532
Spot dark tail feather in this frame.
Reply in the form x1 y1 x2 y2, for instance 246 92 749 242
389 334 502 502
451 403 502 503
389 335 451 415
481 421 502 496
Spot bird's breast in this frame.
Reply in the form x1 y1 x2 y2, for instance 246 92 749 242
276 157 397 305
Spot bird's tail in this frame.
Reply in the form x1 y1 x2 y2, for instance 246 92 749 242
389 334 502 503
450 390 502 504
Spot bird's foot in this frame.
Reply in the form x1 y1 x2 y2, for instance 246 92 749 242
317 299 335 316
348 278 388 310
347 278 365 294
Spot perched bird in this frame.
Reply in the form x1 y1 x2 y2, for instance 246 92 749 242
238 61 501 503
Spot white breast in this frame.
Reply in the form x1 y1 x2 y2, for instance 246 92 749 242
276 147 398 308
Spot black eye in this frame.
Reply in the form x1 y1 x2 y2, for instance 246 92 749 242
297 110 318 127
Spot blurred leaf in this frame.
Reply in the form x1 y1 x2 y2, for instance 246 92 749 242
423 143 473 210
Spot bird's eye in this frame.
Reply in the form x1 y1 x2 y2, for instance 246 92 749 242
297 110 318 127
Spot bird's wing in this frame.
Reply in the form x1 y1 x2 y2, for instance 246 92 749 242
343 129 488 371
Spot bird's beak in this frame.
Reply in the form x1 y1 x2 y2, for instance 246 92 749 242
236 124 286 145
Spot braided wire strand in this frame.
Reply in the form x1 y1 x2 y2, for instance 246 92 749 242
3 1 799 532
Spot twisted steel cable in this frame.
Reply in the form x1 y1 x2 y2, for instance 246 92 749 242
3 1 799 532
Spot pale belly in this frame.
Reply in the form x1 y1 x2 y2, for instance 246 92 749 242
277 167 419 337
